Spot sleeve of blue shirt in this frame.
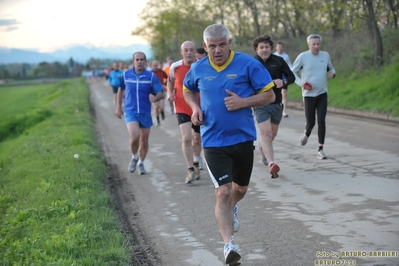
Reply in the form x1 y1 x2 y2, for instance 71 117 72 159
120 72 126 90
118 74 124 89
151 73 163 94
183 67 199 93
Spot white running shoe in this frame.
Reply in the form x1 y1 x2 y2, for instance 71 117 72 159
317 150 327 160
185 170 195 184
300 131 308 146
283 112 289 117
233 205 240 232
128 158 138 173
138 163 147 175
224 236 241 265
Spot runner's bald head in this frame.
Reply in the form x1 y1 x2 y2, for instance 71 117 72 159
180 41 196 64
181 41 195 51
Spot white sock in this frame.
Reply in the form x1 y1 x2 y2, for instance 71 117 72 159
132 154 138 160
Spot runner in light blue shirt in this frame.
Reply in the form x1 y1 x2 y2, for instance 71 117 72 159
291 34 336 160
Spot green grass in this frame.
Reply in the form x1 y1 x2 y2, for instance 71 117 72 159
0 78 67 88
0 79 130 265
288 62 399 117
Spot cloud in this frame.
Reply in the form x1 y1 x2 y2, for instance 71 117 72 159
0 19 19 32
0 19 18 26
5 26 18 32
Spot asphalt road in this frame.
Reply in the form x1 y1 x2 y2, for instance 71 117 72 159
88 78 399 266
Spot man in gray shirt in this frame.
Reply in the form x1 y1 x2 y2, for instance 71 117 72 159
291 34 336 159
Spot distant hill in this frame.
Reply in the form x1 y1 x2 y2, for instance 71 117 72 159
0 44 152 64
0 49 57 64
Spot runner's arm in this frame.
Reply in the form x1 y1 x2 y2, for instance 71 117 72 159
183 86 203 125
166 78 175 101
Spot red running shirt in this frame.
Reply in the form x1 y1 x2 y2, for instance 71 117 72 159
169 60 197 116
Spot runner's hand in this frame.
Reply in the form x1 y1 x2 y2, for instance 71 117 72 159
274 79 284 88
224 89 243 111
167 90 176 102
191 106 204 126
115 106 123 119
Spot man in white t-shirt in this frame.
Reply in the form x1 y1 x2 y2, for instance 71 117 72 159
274 42 292 117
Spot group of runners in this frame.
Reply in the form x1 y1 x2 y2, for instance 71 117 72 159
109 24 336 265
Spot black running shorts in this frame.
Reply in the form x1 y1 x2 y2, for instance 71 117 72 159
204 141 254 188
176 113 200 133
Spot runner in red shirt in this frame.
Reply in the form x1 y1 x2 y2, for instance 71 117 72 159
167 41 202 184
151 60 168 126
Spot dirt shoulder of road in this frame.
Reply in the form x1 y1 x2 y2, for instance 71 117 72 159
105 162 159 266
88 80 159 266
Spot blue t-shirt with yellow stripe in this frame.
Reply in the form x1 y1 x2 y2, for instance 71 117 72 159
183 50 274 148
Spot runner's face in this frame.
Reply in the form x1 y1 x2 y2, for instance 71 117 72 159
308 38 321 55
276 44 284 54
256 42 272 61
151 60 160 69
133 53 146 72
204 37 231 67
181 43 195 64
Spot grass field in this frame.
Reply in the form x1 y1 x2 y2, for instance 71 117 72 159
0 79 130 265
288 62 399 117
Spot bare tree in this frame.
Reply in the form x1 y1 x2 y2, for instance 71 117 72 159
364 0 383 66
387 0 399 28
242 0 261 36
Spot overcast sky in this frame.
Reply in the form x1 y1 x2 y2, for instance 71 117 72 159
0 0 148 52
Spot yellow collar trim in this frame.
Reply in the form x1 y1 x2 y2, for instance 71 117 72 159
209 49 235 72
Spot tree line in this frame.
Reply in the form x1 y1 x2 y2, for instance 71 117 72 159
0 58 120 80
133 0 399 71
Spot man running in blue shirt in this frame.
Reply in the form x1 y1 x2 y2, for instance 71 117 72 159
115 52 164 175
108 61 123 106
183 24 275 265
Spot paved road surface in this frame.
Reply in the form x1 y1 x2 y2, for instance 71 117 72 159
88 78 399 266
